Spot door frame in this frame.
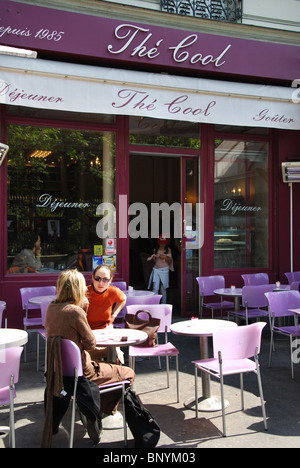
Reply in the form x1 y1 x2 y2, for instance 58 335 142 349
128 148 201 316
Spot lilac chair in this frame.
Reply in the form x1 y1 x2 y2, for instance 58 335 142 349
20 286 56 361
126 304 179 402
196 276 233 318
114 294 162 328
60 339 129 447
229 284 273 325
265 290 300 379
0 301 6 328
291 281 300 291
0 346 23 447
193 322 267 437
241 273 269 286
285 272 300 285
111 281 127 291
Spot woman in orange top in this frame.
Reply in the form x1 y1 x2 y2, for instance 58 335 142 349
86 265 126 330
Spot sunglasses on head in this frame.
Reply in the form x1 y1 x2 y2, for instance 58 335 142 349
94 276 110 284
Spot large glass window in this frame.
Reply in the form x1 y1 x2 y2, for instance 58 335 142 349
214 140 269 269
7 125 116 274
129 116 200 149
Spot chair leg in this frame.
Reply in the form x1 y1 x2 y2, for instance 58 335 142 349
219 374 226 437
69 369 78 448
240 373 244 410
36 334 40 372
121 384 128 447
175 355 179 403
255 356 268 431
290 335 294 379
166 356 170 388
9 376 15 448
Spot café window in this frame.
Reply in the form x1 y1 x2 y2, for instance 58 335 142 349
7 124 116 274
214 139 269 269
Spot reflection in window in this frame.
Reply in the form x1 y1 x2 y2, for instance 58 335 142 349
7 125 116 274
214 140 269 269
129 116 200 149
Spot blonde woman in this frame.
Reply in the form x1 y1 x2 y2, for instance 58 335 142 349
45 269 135 416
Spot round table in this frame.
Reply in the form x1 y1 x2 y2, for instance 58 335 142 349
214 288 242 312
0 328 28 351
28 295 57 305
124 290 155 297
92 327 148 362
170 319 237 412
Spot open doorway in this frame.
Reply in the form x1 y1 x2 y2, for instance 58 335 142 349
129 154 181 313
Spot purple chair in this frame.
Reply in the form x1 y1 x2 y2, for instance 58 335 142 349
196 276 233 318
230 284 273 325
37 301 52 373
193 322 267 437
111 281 127 291
285 272 300 285
265 290 300 379
0 346 23 447
291 281 300 291
241 273 269 286
20 286 56 362
126 304 179 403
0 301 6 328
114 294 162 328
59 339 129 447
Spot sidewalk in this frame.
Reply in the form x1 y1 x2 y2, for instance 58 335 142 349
1 322 300 449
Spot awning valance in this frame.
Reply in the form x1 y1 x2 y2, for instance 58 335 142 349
0 55 299 130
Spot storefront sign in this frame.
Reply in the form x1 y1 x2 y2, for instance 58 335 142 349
220 199 262 216
36 193 90 212
0 60 298 129
0 0 299 82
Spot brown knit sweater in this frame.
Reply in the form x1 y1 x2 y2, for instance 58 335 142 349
45 302 96 379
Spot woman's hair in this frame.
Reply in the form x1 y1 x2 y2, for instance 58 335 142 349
93 264 114 279
56 269 87 305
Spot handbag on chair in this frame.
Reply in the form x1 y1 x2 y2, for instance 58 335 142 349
125 310 160 347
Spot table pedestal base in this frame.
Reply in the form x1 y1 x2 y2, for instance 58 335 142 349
184 395 229 412
102 411 124 429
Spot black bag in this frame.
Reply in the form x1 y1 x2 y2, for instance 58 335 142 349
124 388 160 448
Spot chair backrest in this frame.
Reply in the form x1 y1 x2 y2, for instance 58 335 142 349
265 290 300 318
213 322 266 360
242 284 274 308
111 282 127 291
60 339 83 377
196 276 225 296
241 273 269 286
20 286 56 311
0 347 23 388
0 301 6 328
285 271 300 285
118 294 162 320
291 281 300 291
126 304 173 334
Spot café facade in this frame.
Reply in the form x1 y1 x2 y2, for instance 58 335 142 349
0 0 299 325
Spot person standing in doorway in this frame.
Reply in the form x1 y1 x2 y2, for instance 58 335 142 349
147 234 174 303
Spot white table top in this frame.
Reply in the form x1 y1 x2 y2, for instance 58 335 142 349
170 319 237 337
0 328 28 350
124 290 154 297
214 288 243 297
28 295 57 305
93 328 148 347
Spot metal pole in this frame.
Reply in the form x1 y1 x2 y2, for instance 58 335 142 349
290 183 293 272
